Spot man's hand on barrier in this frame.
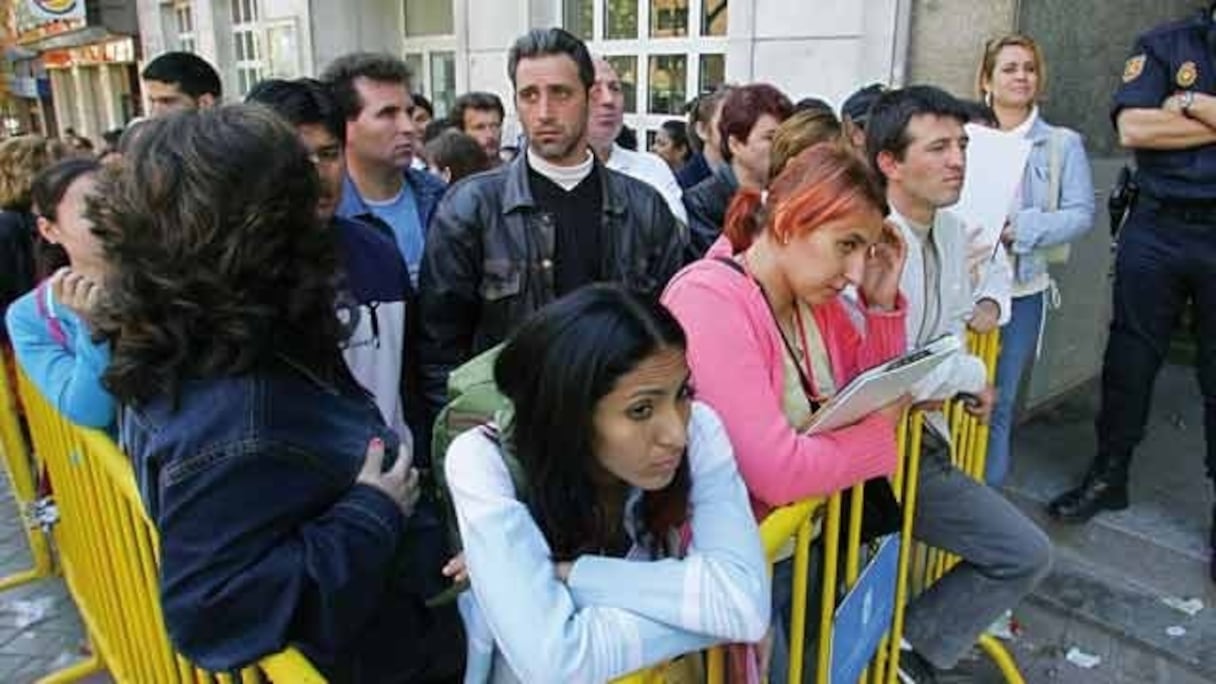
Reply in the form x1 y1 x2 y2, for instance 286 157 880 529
51 267 103 320
442 553 469 584
968 299 1001 334
356 437 420 518
958 385 996 424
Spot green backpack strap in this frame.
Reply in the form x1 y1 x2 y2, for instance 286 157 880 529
427 344 526 607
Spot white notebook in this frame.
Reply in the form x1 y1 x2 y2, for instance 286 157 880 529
805 335 962 435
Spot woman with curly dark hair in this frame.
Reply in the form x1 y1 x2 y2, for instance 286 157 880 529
90 105 461 682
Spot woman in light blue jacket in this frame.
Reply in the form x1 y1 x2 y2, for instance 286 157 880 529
978 34 1095 485
445 284 769 683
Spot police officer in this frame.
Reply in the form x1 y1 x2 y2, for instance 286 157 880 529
1048 4 1216 582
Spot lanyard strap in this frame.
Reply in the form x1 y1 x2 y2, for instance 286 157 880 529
729 257 824 414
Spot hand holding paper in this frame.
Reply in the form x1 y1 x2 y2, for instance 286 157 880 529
949 123 1032 254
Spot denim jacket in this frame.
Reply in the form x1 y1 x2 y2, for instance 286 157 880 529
1009 117 1096 287
336 166 447 254
120 354 452 681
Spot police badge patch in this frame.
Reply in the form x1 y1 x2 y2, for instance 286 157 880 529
1123 54 1146 83
1177 61 1198 88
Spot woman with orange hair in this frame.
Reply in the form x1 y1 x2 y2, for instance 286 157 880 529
663 141 907 512
662 142 909 678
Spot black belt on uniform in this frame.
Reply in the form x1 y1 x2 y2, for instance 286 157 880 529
1140 194 1216 223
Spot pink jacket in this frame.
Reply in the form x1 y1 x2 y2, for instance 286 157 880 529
662 258 907 517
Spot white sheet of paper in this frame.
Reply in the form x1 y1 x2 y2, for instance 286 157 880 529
948 123 1032 251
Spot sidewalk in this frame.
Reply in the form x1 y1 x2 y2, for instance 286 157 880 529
0 469 100 683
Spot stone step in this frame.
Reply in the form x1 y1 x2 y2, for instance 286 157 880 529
1002 485 1216 614
1015 546 1216 684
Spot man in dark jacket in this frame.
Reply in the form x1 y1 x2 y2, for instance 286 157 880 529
417 28 686 422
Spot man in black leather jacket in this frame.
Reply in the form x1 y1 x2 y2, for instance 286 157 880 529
417 28 686 420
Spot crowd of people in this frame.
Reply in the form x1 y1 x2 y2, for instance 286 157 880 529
3 6 1211 683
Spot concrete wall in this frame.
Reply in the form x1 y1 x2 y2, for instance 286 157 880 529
309 0 402 73
135 0 170 62
730 0 905 105
1018 0 1202 410
906 0 1016 97
464 0 529 113
1020 0 1199 158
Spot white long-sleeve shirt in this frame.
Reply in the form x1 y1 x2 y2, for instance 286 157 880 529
446 402 769 683
890 208 1002 436
606 143 689 226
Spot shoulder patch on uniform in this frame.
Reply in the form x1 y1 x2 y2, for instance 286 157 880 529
1123 54 1146 83
1177 61 1198 88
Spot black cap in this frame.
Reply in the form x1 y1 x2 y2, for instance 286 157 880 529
841 83 886 127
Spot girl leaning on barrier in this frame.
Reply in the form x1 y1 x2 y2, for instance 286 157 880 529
87 105 462 682
661 141 909 680
5 157 115 430
443 284 770 683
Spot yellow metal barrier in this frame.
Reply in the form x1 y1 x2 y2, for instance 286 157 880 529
725 330 1025 684
3 330 1023 684
897 330 1025 684
13 370 324 683
0 351 54 591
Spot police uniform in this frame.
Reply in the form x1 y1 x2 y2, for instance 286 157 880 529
1048 7 1216 574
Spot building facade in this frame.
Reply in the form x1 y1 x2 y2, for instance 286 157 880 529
133 0 911 142
3 0 140 143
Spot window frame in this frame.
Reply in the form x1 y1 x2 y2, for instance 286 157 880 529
231 0 264 96
401 0 460 119
174 1 195 54
561 0 727 147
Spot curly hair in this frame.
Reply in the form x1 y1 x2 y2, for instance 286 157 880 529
88 105 344 404
0 136 70 211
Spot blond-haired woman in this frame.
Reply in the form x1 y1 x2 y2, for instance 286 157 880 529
976 34 1095 485
0 136 70 322
0 135 69 404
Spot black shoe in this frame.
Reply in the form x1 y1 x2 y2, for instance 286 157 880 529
897 648 939 684
1046 472 1129 523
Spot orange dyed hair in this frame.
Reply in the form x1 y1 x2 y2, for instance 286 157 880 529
722 141 886 254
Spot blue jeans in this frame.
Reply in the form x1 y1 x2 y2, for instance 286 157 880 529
986 293 1045 485
905 444 1053 669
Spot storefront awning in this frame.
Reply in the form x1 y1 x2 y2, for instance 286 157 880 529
18 26 122 53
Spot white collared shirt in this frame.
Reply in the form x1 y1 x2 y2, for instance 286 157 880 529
605 143 689 225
